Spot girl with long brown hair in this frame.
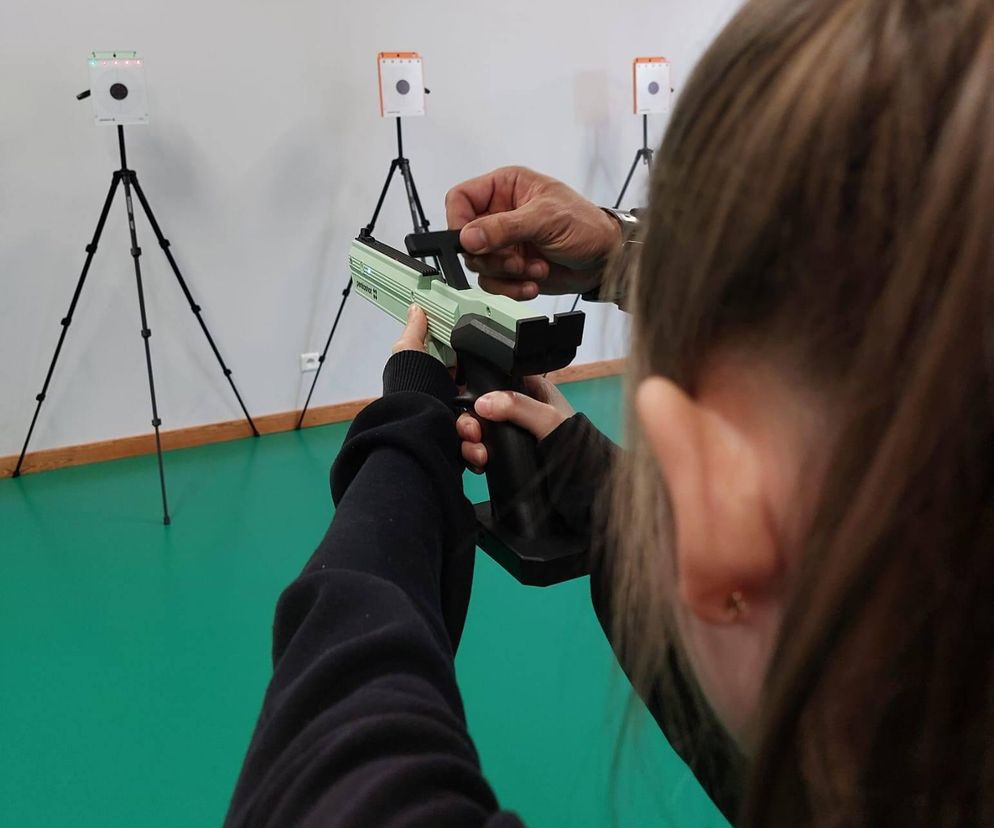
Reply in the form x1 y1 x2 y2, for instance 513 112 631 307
228 0 994 824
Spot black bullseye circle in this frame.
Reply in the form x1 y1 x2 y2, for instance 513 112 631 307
396 79 411 95
110 83 129 100
648 81 660 95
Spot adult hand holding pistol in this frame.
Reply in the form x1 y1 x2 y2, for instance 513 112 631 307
445 166 623 299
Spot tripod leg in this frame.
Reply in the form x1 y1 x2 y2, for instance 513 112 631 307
129 174 259 437
301 149 427 428
362 160 401 237
399 159 430 234
399 161 441 269
13 173 123 477
296 280 352 429
614 151 642 210
121 171 171 525
300 152 412 429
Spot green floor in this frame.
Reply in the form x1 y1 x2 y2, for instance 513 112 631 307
0 376 727 827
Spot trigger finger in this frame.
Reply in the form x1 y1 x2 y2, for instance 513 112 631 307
456 413 482 443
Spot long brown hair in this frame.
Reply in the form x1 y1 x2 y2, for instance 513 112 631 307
608 0 994 823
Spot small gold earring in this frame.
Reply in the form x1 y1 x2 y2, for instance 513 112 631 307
726 590 748 621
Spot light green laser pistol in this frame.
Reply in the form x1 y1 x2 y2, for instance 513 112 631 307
349 229 589 586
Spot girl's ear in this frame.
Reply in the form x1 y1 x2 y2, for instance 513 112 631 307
635 376 782 624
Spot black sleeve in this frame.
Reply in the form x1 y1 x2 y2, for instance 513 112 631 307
537 413 745 823
224 350 525 828
536 412 617 535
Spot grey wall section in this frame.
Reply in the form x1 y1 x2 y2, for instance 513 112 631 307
0 0 740 456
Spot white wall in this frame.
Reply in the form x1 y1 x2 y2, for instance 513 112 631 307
0 0 740 456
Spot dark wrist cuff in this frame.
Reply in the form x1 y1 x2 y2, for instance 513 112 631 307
536 413 619 532
382 350 457 404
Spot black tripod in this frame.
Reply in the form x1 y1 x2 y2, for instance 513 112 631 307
613 113 655 212
296 118 431 429
13 125 258 525
569 113 654 313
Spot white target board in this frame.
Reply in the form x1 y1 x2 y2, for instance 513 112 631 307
88 51 148 126
378 52 425 118
633 56 671 116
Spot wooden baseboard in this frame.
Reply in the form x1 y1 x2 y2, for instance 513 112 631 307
0 358 624 479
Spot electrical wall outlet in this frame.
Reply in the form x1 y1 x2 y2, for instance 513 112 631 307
300 352 321 373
